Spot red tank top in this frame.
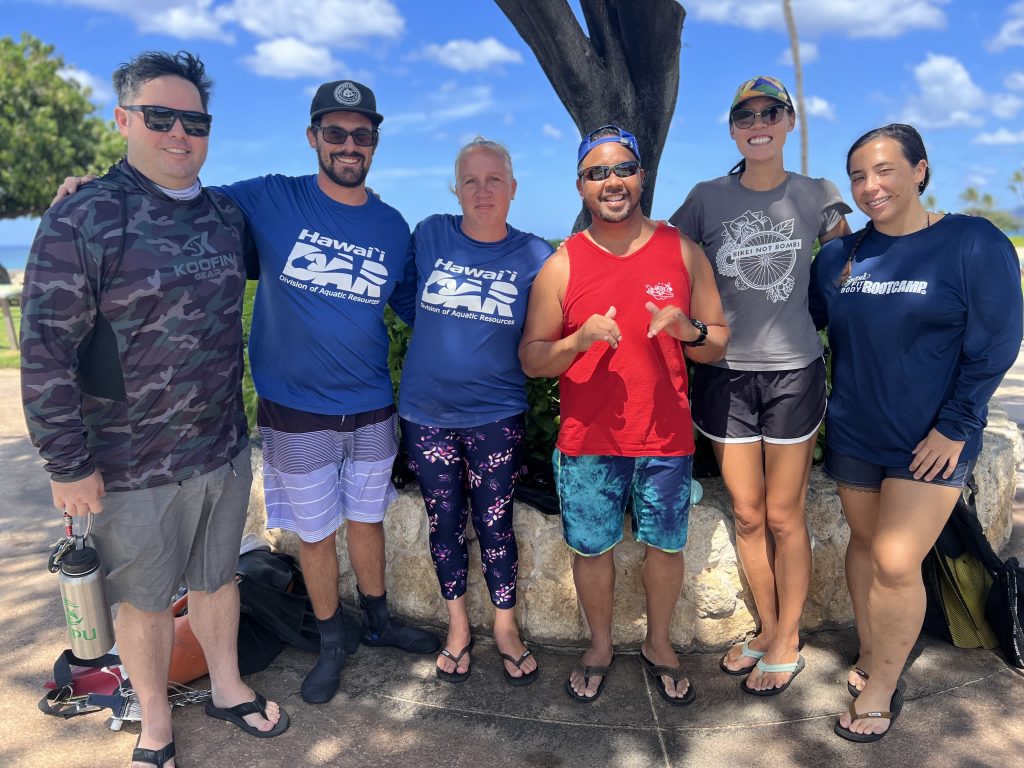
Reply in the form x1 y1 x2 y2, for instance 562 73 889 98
557 223 695 457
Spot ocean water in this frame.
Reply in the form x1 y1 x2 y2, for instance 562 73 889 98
0 245 29 273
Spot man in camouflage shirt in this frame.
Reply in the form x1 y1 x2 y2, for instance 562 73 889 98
22 51 287 767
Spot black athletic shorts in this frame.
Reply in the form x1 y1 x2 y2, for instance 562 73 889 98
690 357 826 444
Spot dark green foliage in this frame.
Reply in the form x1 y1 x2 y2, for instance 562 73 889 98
0 34 124 218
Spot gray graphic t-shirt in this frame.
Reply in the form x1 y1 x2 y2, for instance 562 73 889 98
670 172 850 370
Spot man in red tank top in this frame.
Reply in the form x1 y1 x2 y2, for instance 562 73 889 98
520 126 728 705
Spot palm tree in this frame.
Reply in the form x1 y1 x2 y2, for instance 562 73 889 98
783 0 808 175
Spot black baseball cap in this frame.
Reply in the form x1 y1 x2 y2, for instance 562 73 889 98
310 80 383 126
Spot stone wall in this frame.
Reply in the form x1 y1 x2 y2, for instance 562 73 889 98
243 403 1021 651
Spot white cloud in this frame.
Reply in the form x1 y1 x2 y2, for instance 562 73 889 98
58 67 113 103
1006 71 1024 91
243 38 343 79
541 123 563 140
59 0 404 46
419 38 522 73
387 86 495 134
64 0 229 41
779 40 819 66
685 0 947 38
992 94 1024 120
223 0 403 47
987 1 1024 52
973 128 1024 145
802 95 835 120
900 54 987 128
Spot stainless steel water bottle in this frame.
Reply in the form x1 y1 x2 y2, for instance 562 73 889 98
57 540 115 659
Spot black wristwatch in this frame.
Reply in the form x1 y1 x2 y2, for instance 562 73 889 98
683 317 707 347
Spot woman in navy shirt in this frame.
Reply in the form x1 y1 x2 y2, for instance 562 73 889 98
399 138 552 685
812 124 1022 742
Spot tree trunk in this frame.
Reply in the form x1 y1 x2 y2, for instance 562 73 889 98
782 0 808 175
495 0 685 232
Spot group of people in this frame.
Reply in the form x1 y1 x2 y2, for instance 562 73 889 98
21 48 1021 767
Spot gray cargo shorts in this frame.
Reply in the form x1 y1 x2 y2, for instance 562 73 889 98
90 445 253 612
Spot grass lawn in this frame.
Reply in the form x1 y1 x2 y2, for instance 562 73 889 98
1011 235 1024 247
0 302 20 369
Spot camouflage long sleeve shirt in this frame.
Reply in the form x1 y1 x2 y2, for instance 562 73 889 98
21 161 253 491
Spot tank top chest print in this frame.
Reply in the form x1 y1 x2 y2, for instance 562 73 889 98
716 210 802 303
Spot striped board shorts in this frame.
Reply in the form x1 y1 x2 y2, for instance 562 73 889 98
258 398 399 542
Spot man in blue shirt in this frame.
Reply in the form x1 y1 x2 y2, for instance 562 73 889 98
221 81 438 704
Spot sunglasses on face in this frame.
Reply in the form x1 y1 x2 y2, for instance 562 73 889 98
312 125 379 147
578 160 641 182
730 104 790 130
121 105 212 137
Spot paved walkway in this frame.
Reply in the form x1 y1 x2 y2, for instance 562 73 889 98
2 367 1023 768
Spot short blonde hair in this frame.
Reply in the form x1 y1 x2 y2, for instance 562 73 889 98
453 137 514 187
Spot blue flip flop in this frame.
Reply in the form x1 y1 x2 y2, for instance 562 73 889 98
741 655 805 697
719 640 766 676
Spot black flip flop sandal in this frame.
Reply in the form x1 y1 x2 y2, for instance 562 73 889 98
204 691 290 737
436 640 474 683
132 738 175 767
499 647 538 686
565 657 614 702
640 650 697 706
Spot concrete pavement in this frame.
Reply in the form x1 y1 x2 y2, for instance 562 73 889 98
2 366 1023 768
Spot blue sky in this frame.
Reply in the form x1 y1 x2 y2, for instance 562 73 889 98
3 0 1024 246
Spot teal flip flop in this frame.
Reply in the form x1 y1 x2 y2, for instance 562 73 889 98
719 640 766 676
741 654 805 697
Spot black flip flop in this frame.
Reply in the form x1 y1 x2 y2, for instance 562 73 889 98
639 650 697 706
204 691 290 737
565 657 614 702
848 665 869 698
436 640 473 683
834 683 905 743
132 738 175 767
499 648 538 686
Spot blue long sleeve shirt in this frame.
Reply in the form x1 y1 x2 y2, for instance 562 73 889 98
811 214 1022 466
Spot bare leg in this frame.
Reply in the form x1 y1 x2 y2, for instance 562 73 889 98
347 520 386 597
640 547 690 698
437 596 472 675
189 581 281 731
713 440 776 672
116 604 175 768
838 485 881 692
567 551 615 698
298 532 341 619
744 437 815 691
494 607 537 678
838 479 959 737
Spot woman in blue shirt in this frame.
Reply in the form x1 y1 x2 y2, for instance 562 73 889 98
812 124 1022 742
399 138 552 685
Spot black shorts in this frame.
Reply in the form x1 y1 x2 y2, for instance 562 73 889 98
691 358 826 444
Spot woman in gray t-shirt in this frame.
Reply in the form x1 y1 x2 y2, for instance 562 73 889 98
670 75 850 697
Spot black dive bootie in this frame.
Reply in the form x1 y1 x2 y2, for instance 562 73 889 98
358 589 440 654
301 605 346 704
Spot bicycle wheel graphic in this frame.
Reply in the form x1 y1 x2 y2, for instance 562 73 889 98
733 230 796 291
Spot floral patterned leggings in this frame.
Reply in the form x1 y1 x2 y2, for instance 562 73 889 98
400 414 524 608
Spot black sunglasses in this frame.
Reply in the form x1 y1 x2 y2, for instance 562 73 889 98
578 160 640 182
312 125 379 147
121 105 212 137
731 104 790 130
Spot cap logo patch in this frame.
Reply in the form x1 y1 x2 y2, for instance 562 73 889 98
334 82 361 106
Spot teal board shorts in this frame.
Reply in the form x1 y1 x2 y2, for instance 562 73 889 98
553 449 693 556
